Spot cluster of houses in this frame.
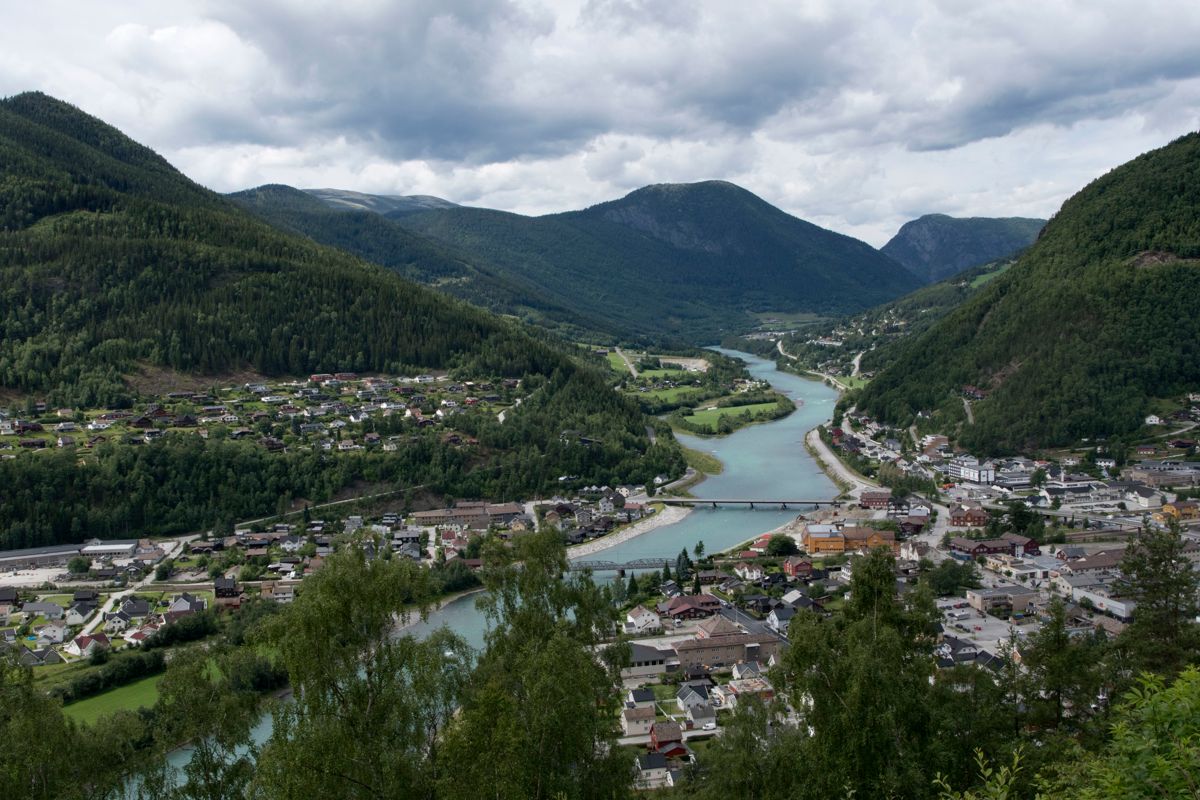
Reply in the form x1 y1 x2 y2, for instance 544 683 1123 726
0 372 524 458
535 491 652 544
626 659 776 788
0 586 210 666
835 404 1200 516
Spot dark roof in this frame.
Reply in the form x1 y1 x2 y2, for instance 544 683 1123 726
638 753 668 771
629 687 655 703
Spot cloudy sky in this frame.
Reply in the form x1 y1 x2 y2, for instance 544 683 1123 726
3 1 1199 245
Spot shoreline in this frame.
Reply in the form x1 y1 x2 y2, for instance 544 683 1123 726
566 503 692 558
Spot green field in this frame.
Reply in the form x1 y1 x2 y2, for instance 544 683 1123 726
637 386 704 403
637 368 692 380
606 352 629 373
969 263 1012 288
63 674 163 725
840 376 871 391
683 401 780 428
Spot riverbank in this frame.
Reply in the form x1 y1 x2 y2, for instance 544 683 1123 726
805 425 876 499
566 504 691 558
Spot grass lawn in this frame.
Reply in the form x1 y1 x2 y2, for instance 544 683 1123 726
606 352 629 373
63 674 163 725
637 386 704 403
649 683 676 701
638 368 692 380
970 262 1012 288
841 376 871 391
683 401 780 428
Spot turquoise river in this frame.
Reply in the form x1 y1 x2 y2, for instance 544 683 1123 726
162 348 840 775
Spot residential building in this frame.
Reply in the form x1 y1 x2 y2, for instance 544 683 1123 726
621 705 656 736
949 502 989 527
966 585 1038 617
625 605 662 635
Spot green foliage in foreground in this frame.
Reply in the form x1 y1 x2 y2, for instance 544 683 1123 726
4 529 1199 799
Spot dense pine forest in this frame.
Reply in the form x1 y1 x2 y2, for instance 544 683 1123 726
0 92 682 546
859 132 1200 453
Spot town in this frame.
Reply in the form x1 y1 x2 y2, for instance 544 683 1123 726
0 371 527 458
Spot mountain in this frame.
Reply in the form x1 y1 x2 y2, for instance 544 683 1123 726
0 92 571 406
0 91 684 549
858 133 1200 453
881 214 1045 283
227 185 609 337
305 187 459 217
387 180 922 342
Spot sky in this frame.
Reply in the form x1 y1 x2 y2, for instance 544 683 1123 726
3 1 1199 246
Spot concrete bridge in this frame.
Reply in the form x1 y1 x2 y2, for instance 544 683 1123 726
657 498 841 510
568 558 677 572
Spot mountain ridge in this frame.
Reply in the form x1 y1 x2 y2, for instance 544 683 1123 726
881 213 1045 283
388 179 923 342
859 132 1200 452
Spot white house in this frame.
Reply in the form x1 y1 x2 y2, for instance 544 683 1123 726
1145 415 1163 426
733 563 764 582
66 633 110 658
621 705 655 736
625 605 662 635
635 754 670 790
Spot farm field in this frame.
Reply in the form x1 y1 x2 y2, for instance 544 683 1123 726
62 674 163 725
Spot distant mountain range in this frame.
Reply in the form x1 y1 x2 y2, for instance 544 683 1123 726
860 132 1200 452
881 214 1045 284
235 180 923 343
305 188 459 217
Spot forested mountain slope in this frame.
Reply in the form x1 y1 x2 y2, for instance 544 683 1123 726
0 92 682 548
881 213 1045 283
859 132 1200 452
368 180 921 342
0 92 577 406
228 185 608 337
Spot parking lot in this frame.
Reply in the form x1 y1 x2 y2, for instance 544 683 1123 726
936 597 1039 652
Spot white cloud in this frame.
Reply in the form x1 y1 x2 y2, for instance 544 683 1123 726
2 0 1199 245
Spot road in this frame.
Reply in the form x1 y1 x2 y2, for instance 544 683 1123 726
615 346 639 378
618 727 719 746
805 427 874 499
79 536 191 637
236 486 413 527
659 467 698 494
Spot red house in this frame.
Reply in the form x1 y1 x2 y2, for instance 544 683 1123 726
949 503 989 527
650 721 688 757
782 556 813 579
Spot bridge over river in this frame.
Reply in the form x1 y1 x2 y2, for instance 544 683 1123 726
569 557 684 572
657 498 842 509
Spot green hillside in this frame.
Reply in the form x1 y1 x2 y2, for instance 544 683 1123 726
381 180 922 343
0 92 682 548
859 132 1200 452
0 93 580 406
228 185 613 338
881 213 1045 283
